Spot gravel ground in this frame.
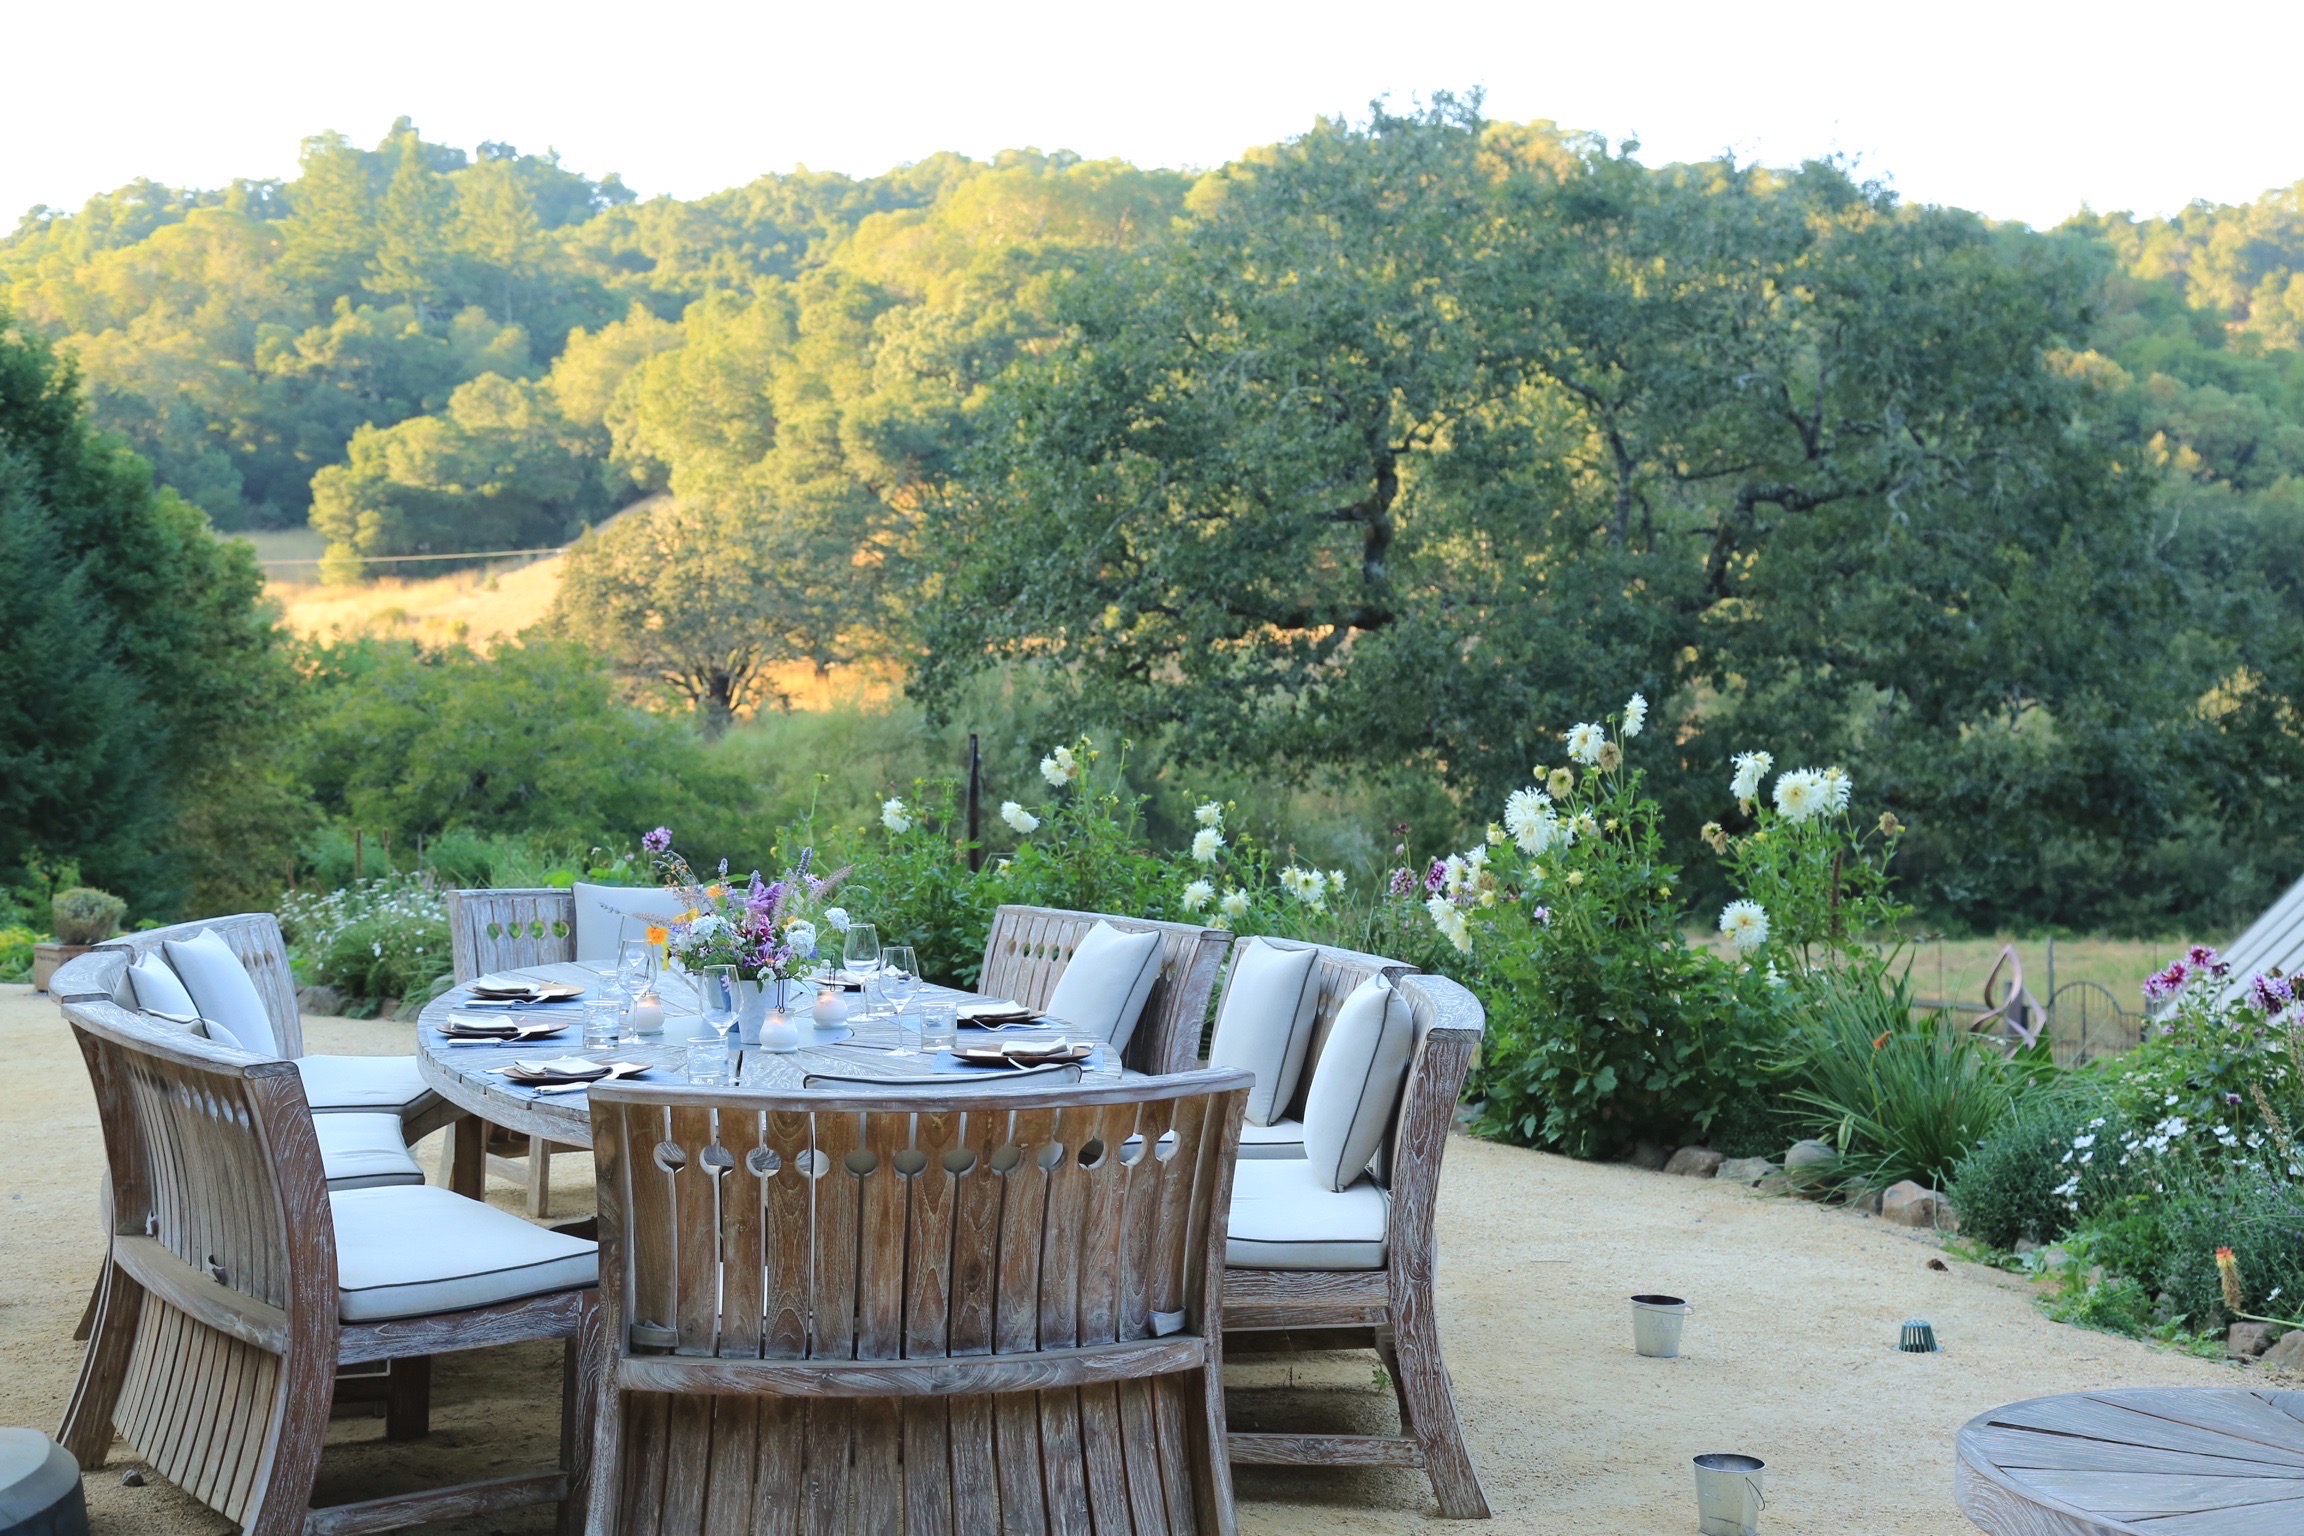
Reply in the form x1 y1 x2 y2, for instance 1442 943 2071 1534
0 983 2252 1534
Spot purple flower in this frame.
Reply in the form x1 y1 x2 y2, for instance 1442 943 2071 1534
1423 859 1448 895
2248 972 2294 1015
642 825 673 855
2143 961 2189 1003
2188 944 2230 977
2226 1092 2244 1107
1387 866 1415 898
1531 905 1552 926
794 846 814 876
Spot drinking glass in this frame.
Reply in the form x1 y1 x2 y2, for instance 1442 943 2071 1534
843 923 882 1018
918 999 957 1056
617 938 657 1000
699 964 738 1046
583 1001 623 1050
880 945 920 1055
685 1038 729 1085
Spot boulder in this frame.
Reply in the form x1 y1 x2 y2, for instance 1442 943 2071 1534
2264 1329 2304 1374
1881 1180 1957 1230
1714 1156 1778 1186
1664 1147 1725 1179
2229 1322 2280 1359
1784 1139 1840 1197
1622 1142 1671 1172
296 984 346 1017
2013 1237 2041 1255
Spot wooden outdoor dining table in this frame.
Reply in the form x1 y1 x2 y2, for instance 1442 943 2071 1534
417 962 1132 1198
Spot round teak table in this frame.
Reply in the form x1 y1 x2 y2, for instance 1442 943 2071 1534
416 964 1127 1199
1955 1388 2304 1535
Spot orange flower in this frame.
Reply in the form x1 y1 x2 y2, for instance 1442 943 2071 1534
644 925 669 947
1872 1030 1892 1050
706 884 726 899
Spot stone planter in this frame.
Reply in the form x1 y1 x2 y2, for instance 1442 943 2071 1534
31 942 93 993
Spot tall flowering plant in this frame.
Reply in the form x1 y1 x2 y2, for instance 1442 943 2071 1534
2111 945 2304 1178
1703 752 1907 976
641 826 842 982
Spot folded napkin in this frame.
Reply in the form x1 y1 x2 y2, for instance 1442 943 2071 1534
497 1056 629 1085
440 1015 571 1041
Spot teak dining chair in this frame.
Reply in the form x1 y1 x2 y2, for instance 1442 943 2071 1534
444 888 588 1215
978 905 1233 1076
584 1068 1252 1534
54 997 602 1536
1223 971 1491 1519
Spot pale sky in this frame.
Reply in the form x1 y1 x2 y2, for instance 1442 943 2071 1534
7 0 2300 232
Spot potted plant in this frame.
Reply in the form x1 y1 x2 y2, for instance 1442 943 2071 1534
34 887 128 992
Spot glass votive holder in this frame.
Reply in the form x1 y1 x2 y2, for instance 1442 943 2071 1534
685 1038 729 1085
583 1001 623 1049
918 999 957 1055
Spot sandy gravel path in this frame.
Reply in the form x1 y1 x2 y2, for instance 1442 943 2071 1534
0 983 2244 1533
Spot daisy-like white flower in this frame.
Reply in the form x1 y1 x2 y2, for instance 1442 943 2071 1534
1000 801 1039 834
1191 827 1226 864
1040 745 1079 787
1622 692 1648 739
1194 801 1223 827
1773 769 1828 823
1425 895 1473 954
1819 766 1852 815
1547 767 1576 800
1180 879 1215 913
1719 899 1770 952
1569 811 1600 842
1505 787 1562 855
1218 888 1252 919
881 797 913 834
1328 868 1346 891
1729 750 1773 803
1486 822 1506 846
1564 722 1607 765
1280 866 1328 908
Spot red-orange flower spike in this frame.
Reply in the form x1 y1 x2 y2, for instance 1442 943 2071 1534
2216 1247 2245 1313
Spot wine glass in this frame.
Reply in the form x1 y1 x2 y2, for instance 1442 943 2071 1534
617 937 657 1000
699 963 738 1049
843 923 882 1020
880 945 920 1055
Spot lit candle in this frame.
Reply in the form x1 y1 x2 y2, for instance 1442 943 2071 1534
630 988 665 1036
762 1005 801 1053
812 983 848 1026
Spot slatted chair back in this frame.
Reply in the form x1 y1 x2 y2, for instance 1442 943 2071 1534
59 913 306 1059
979 904 1232 1076
446 887 579 981
57 995 336 1531
586 1069 1251 1536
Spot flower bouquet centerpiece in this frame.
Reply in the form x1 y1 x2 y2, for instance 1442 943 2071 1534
642 827 844 1039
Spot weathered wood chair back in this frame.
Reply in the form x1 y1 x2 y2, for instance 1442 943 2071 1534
979 904 1232 1076
56 912 306 1059
1381 973 1484 1251
446 887 579 981
58 998 335 1530
586 1070 1251 1535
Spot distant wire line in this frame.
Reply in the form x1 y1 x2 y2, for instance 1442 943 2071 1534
257 546 565 568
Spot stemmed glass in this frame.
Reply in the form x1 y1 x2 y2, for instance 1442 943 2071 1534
843 922 882 1022
699 963 738 1050
880 945 920 1056
613 938 656 1044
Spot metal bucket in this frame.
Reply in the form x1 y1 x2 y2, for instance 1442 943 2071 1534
1630 1293 1688 1357
1692 1453 1765 1536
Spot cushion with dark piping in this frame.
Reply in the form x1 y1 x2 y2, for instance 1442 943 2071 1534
1042 921 1164 1052
1206 938 1323 1125
162 928 281 1058
314 1113 425 1191
1225 1157 1388 1269
127 954 200 1023
295 1054 435 1115
1300 972 1415 1192
332 1185 597 1321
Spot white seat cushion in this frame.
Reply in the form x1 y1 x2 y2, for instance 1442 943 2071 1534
573 883 693 966
332 1186 598 1321
1207 938 1323 1125
314 1113 424 1191
1237 1118 1307 1160
1226 1158 1388 1270
296 1055 435 1116
1301 973 1415 1191
1043 921 1164 1052
162 929 282 1058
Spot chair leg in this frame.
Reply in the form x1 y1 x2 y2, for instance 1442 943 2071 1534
1391 1285 1489 1518
444 1114 486 1198
1374 1324 1416 1432
385 1355 431 1440
72 1261 103 1342
58 1257 139 1467
581 1299 622 1536
527 1135 553 1218
560 1290 604 1536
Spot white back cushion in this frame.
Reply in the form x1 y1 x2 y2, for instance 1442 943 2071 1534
128 955 201 1022
162 928 281 1058
1043 921 1164 1052
1301 973 1415 1192
573 883 693 965
1207 938 1322 1125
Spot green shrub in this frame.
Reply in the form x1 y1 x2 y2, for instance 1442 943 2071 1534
0 925 35 983
51 887 127 945
276 877 453 1004
837 780 998 987
1779 970 2042 1189
2155 1165 2304 1329
1951 1082 2126 1249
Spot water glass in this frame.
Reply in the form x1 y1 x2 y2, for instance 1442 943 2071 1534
918 999 957 1056
617 937 657 998
685 1038 729 1085
583 1001 623 1049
